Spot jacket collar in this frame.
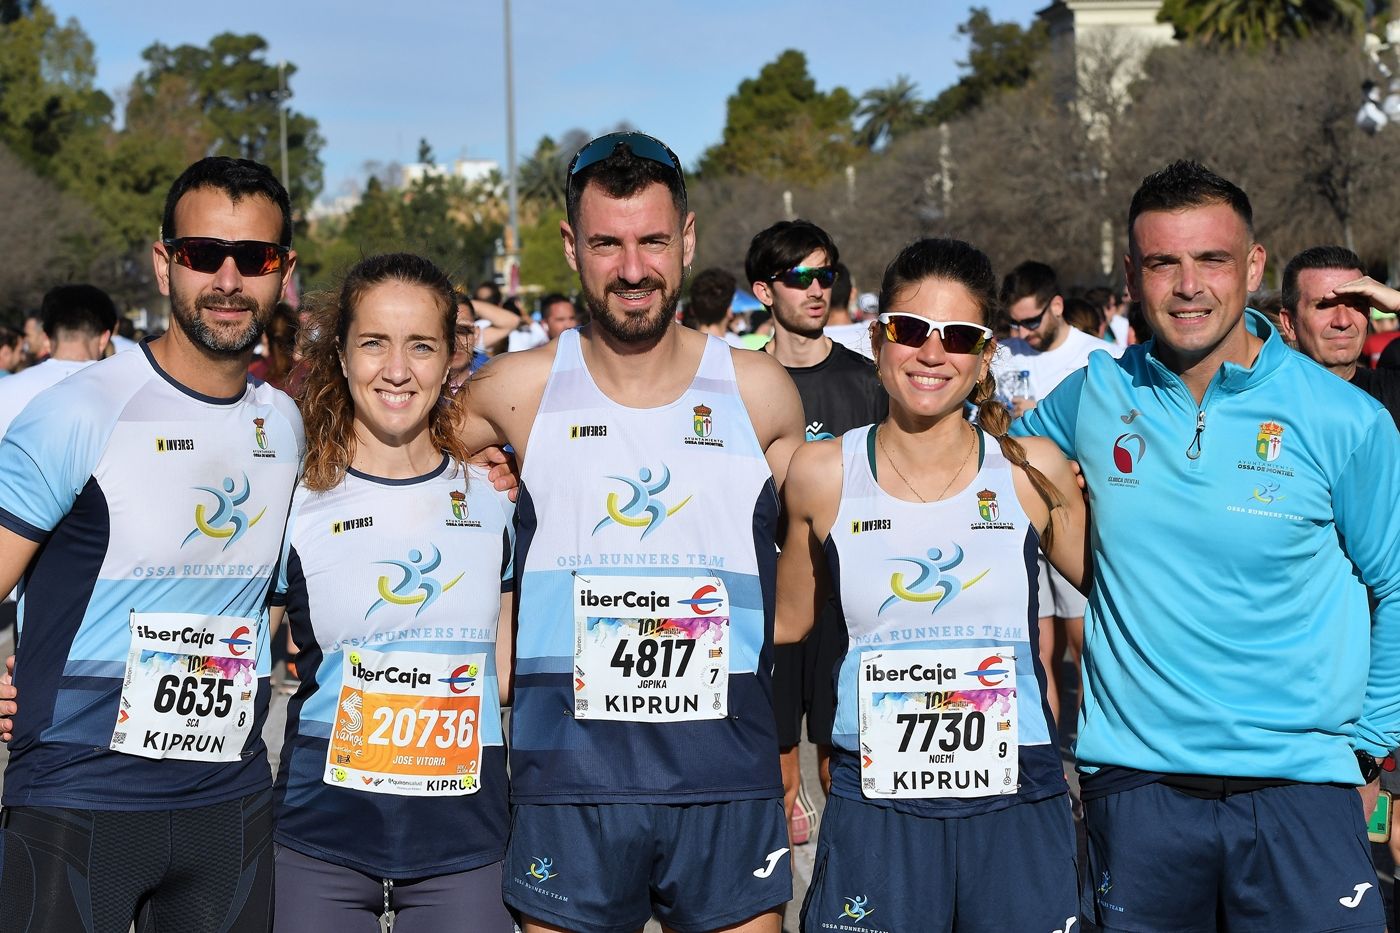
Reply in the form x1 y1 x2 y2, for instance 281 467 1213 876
1144 308 1286 396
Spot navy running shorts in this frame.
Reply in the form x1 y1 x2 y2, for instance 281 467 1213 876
1081 780 1384 932
503 798 791 933
801 792 1078 933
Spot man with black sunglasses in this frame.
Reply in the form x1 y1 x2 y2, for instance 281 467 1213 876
745 219 886 847
995 261 1107 420
0 156 302 932
459 132 805 933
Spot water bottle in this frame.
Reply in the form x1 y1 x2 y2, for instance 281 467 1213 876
1010 370 1035 415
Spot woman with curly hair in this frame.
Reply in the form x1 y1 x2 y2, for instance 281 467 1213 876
269 253 515 932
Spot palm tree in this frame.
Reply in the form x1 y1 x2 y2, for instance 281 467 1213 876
856 76 924 150
518 136 567 208
517 128 594 209
1159 0 1365 49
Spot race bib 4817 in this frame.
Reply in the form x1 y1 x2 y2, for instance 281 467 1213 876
573 575 729 722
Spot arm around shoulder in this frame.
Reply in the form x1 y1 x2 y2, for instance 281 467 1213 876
458 345 553 458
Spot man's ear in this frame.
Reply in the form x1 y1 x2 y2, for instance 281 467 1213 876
752 280 773 309
561 219 579 273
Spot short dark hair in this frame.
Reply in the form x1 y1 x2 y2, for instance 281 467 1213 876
539 292 572 314
1380 337 1400 370
831 262 852 311
878 238 998 326
1128 160 1253 249
41 284 118 340
1127 300 1152 343
162 157 293 247
474 281 503 305
1281 245 1363 312
565 140 687 230
1082 286 1114 314
999 260 1058 309
0 328 20 352
688 268 736 327
1062 296 1103 336
744 219 839 288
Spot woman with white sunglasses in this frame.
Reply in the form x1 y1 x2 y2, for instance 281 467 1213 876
776 238 1088 932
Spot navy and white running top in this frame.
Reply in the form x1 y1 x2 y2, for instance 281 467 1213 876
0 341 302 810
272 458 514 878
511 329 782 803
827 426 1065 816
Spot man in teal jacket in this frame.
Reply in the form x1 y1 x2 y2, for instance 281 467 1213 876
1016 160 1400 932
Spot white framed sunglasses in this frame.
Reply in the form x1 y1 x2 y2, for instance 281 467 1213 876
878 313 992 354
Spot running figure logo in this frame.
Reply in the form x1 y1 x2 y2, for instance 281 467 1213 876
365 544 465 619
526 856 558 882
338 692 363 732
592 464 692 540
879 544 988 615
182 473 266 550
841 895 875 922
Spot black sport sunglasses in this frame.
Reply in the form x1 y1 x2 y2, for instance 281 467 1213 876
164 237 289 277
566 132 686 199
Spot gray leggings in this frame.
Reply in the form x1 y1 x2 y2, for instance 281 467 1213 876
272 844 514 933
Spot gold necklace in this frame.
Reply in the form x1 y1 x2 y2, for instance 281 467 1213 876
878 423 976 503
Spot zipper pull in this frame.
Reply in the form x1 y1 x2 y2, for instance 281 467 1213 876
1186 410 1205 460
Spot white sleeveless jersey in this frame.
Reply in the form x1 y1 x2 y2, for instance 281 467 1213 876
272 457 514 877
826 425 1065 816
512 329 782 803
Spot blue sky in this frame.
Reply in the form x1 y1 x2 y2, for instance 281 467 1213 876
51 0 1047 202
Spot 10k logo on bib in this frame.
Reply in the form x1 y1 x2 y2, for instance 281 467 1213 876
857 647 1018 799
573 575 729 722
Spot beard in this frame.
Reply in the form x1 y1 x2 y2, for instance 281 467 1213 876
1028 315 1063 350
169 284 270 357
773 296 827 339
581 274 680 345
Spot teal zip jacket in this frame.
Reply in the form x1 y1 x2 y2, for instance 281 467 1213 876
1014 310 1400 782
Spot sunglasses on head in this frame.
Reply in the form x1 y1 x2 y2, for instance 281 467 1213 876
163 237 289 277
768 265 836 289
567 132 686 197
879 313 991 354
1009 300 1052 332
